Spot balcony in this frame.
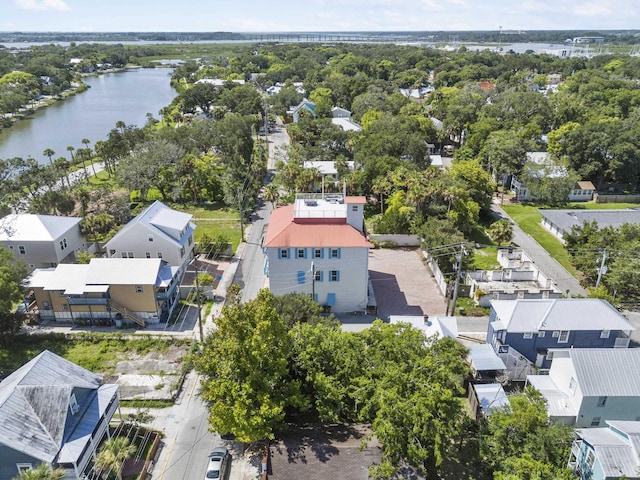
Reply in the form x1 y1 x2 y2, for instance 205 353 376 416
67 297 109 306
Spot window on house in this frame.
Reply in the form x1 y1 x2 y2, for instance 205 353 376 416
552 331 560 337
121 251 134 258
188 235 193 246
145 252 151 258
148 235 154 242
16 464 33 476
523 332 533 339
279 249 288 259
546 351 554 361
62 304 68 310
314 248 323 258
558 330 569 343
180 246 185 257
601 330 610 339
18 245 26 255
314 270 322 282
59 238 67 250
351 205 358 212
596 396 607 407
157 252 163 259
569 377 577 394
330 248 340 259
585 450 595 469
329 270 340 282
69 393 79 415
538 331 545 338
296 248 306 259
590 417 601 427
135 286 143 293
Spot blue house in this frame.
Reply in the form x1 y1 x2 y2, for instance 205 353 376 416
569 421 640 480
0 350 119 480
291 98 316 122
487 299 634 372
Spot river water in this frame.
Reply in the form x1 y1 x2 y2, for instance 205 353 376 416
0 67 177 163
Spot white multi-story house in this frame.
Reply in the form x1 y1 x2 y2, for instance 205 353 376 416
527 348 640 427
104 201 195 272
263 194 372 313
0 213 87 269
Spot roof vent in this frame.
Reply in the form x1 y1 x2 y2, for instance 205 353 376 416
304 199 318 206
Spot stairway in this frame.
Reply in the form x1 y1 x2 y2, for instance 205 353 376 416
109 299 146 327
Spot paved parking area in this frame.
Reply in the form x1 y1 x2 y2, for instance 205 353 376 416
369 247 447 320
268 425 381 480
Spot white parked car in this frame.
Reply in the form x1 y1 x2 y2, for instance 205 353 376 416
205 446 230 480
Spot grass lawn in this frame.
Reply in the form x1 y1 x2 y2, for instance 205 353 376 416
470 246 500 270
175 202 243 252
0 333 190 377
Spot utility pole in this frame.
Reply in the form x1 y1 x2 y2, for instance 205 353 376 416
311 262 316 301
449 244 467 316
595 248 607 288
237 187 244 241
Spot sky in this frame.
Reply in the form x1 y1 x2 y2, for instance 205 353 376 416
1 0 639 32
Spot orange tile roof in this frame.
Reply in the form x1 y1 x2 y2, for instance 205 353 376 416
265 205 372 248
345 196 367 203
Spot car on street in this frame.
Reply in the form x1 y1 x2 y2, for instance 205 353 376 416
205 446 230 480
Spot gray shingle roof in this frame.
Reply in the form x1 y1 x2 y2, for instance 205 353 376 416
0 350 110 463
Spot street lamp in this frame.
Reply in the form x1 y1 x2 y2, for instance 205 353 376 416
187 256 204 341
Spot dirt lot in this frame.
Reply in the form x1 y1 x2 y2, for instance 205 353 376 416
369 247 447 320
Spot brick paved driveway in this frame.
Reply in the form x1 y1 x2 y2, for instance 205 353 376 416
369 247 447 320
268 425 381 480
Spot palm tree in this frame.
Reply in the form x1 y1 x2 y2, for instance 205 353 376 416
54 156 72 189
94 436 136 480
489 219 513 245
263 183 280 209
43 148 55 168
12 463 66 480
82 138 97 177
66 145 76 165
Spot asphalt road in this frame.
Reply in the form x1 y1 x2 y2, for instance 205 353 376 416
152 372 220 480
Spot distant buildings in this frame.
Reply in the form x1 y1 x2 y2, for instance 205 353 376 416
540 209 640 243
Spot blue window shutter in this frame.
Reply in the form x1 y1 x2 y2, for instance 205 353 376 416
327 293 336 306
336 270 340 281
277 249 282 259
287 248 291 259
319 271 324 282
321 248 325 259
337 248 341 259
298 271 305 284
303 248 307 259
313 293 318 303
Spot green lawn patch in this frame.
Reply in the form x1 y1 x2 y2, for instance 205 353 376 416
0 333 190 377
567 202 640 210
501 204 577 275
176 202 242 252
470 246 500 270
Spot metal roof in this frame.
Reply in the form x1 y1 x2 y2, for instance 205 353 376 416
0 214 81 242
0 351 116 464
389 315 458 339
526 374 577 418
105 200 195 251
570 349 640 397
468 344 507 371
473 383 509 415
86 258 162 285
490 299 634 332
539 209 640 235
576 422 640 478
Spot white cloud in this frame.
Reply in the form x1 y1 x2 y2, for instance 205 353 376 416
13 0 69 11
